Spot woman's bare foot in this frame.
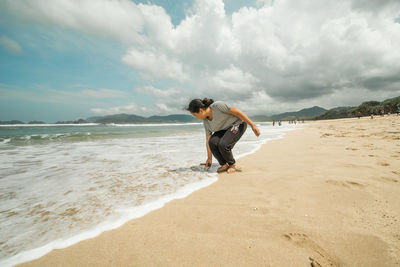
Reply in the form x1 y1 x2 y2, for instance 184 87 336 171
217 164 229 173
227 164 242 174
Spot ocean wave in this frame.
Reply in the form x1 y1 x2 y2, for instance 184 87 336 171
0 123 99 127
0 132 99 145
0 138 11 144
107 122 202 127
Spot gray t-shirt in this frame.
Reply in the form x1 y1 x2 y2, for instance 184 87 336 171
203 101 241 136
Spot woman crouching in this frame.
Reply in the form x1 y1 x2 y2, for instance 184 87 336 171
187 98 260 174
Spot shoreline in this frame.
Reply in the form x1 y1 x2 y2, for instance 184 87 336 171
17 115 400 266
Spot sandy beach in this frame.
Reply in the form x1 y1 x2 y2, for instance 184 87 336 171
20 115 399 266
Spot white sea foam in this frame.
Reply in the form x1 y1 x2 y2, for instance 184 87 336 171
0 122 298 266
0 177 217 267
108 122 202 127
0 123 99 127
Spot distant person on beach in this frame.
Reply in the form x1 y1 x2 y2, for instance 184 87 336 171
186 98 260 174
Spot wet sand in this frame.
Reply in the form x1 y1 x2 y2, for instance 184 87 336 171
20 115 400 266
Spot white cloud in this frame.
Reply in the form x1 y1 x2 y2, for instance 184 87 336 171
90 101 186 116
0 36 23 54
0 84 127 105
3 0 400 115
122 48 188 81
2 0 145 43
91 103 145 116
134 85 194 115
155 103 174 113
80 88 127 99
136 3 175 48
135 85 179 98
198 64 259 100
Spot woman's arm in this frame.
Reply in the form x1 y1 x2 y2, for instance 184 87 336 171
206 135 212 164
230 106 260 137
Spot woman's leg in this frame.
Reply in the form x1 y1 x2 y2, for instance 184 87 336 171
217 123 247 166
208 130 227 166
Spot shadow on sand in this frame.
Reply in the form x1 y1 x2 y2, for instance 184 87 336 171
169 164 218 173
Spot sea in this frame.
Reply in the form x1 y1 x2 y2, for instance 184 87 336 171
0 122 296 266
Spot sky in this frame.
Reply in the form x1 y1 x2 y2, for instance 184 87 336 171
0 0 400 123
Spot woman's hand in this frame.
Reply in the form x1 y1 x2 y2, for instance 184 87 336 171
252 125 260 137
205 158 212 167
201 158 212 170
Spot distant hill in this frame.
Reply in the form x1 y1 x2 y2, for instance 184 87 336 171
251 115 270 121
55 119 89 124
251 106 327 121
28 121 46 124
86 113 197 124
0 120 25 125
148 114 197 123
251 95 399 122
270 106 327 120
329 106 351 112
315 96 400 120
89 114 148 124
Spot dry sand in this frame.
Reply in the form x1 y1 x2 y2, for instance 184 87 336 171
20 115 400 266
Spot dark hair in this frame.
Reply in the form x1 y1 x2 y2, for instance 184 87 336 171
186 98 214 113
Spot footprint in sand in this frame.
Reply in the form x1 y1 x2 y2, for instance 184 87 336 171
385 135 400 140
380 177 399 183
345 180 364 187
320 133 332 138
377 162 390 167
283 233 339 267
325 180 364 188
326 180 350 188
342 163 367 168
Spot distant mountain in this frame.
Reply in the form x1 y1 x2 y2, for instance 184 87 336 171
86 116 104 123
329 106 351 112
270 106 327 120
314 108 354 120
89 114 147 124
28 121 46 124
251 115 270 122
0 120 25 125
294 96 400 121
148 114 197 123
315 96 400 120
55 119 89 124
252 106 327 121
86 113 197 124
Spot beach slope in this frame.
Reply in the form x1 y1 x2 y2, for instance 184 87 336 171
20 115 400 266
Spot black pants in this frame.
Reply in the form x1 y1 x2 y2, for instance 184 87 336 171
209 122 247 166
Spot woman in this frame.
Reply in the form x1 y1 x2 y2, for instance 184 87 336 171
187 98 260 174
